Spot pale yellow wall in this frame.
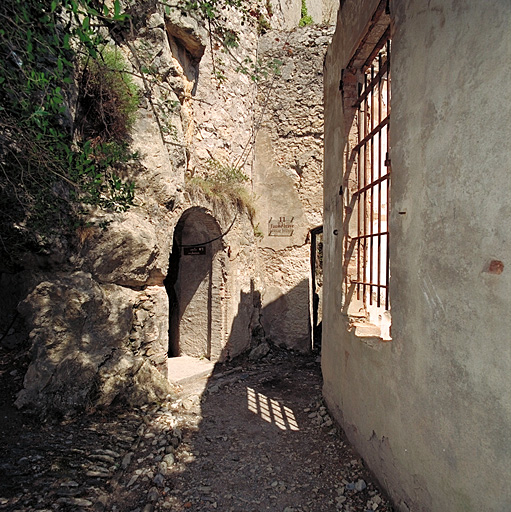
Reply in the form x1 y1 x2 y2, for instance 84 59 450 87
323 1 511 510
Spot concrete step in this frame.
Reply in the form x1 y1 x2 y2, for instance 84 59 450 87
167 355 215 386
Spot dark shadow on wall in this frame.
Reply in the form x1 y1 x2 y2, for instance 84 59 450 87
167 259 313 363
166 211 314 362
259 279 311 353
222 278 313 363
164 237 181 358
311 226 323 351
218 279 261 361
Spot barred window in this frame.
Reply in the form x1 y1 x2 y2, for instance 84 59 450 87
343 21 391 338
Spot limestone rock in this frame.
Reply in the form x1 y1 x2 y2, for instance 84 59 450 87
148 12 165 29
164 1 207 60
249 342 271 361
83 213 169 287
15 272 170 416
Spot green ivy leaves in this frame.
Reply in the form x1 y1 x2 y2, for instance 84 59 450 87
0 0 137 267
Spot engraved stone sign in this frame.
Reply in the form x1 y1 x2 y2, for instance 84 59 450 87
268 216 294 236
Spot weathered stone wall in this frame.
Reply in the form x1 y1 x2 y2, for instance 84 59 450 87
253 24 333 351
270 0 338 29
323 1 511 510
166 2 264 362
1 0 335 416
168 195 258 362
185 10 258 178
1 1 259 416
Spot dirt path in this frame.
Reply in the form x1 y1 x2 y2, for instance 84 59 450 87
163 352 393 512
0 349 394 511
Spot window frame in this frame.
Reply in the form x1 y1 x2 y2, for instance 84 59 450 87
341 7 392 332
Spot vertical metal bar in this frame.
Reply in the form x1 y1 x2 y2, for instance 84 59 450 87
345 126 350 303
350 35 392 313
311 229 317 349
385 38 391 310
345 161 349 303
369 63 374 306
357 83 362 301
362 73 368 306
377 52 383 308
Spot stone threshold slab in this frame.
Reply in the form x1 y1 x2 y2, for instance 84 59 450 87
167 356 215 386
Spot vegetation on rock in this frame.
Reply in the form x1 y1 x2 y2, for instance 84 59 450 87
76 47 139 144
299 0 313 26
0 0 275 269
0 0 137 269
186 159 256 221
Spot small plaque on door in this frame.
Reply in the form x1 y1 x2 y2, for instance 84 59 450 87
183 245 206 255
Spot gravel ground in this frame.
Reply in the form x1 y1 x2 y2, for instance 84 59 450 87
0 347 394 512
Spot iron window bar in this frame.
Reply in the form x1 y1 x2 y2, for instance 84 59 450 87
347 36 391 311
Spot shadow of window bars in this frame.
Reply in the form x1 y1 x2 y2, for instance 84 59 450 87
246 387 300 431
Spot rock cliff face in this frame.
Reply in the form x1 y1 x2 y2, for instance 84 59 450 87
0 0 335 416
15 273 170 416
254 25 334 351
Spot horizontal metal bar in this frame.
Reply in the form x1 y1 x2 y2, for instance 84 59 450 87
346 0 388 70
350 231 389 241
352 60 389 108
353 172 390 197
352 116 389 153
351 280 388 288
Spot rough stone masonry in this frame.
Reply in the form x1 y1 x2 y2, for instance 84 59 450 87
1 0 335 417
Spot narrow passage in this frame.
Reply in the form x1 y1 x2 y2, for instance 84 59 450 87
0 351 394 511
160 351 393 511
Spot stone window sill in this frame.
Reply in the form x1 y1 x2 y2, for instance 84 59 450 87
348 319 392 347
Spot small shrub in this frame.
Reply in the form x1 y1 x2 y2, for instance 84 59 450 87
266 0 274 18
76 47 139 143
257 13 271 35
186 160 255 221
253 223 264 239
299 0 313 27
207 159 249 185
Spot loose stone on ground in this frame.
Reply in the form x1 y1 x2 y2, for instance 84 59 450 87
0 351 393 511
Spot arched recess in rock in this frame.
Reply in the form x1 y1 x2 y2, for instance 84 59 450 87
165 207 227 360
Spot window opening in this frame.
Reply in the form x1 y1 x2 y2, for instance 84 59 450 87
344 27 391 339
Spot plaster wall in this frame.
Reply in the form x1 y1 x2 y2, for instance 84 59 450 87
323 1 511 511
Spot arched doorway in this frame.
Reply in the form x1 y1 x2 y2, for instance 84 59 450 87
165 208 226 360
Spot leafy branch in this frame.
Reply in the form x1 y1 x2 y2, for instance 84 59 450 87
0 0 139 268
